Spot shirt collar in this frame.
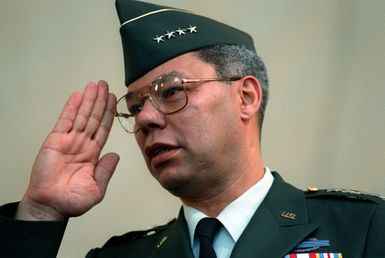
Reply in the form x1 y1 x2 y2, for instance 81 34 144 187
183 167 274 247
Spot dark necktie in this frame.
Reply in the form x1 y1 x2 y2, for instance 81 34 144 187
195 218 222 258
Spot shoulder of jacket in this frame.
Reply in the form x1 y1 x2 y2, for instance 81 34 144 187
103 217 177 248
305 187 385 205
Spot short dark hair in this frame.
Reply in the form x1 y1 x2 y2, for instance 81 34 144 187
195 44 269 134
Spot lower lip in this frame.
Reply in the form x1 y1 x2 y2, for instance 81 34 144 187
150 148 180 168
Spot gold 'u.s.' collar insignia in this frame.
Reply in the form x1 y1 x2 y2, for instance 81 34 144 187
281 211 296 220
157 236 168 248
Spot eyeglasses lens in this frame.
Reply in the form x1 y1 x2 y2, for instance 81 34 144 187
116 75 188 133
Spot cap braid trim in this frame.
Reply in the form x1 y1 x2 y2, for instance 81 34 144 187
120 8 194 28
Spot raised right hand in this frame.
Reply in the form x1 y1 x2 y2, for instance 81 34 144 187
16 80 120 221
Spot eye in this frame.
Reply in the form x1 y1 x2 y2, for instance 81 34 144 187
127 103 143 115
125 93 143 115
161 86 184 99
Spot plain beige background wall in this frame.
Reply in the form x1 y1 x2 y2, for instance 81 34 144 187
1 0 384 257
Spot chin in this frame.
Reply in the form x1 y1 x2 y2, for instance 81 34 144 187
151 164 196 195
157 174 191 197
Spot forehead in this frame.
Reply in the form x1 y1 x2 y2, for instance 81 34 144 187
127 52 217 92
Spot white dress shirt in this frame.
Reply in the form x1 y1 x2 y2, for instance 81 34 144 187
183 167 274 258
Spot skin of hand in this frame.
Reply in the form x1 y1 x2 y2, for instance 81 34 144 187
15 80 120 221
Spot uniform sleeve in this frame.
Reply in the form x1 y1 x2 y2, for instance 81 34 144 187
364 200 385 257
0 202 67 258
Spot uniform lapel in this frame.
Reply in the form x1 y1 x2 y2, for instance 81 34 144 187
150 209 194 258
230 172 319 258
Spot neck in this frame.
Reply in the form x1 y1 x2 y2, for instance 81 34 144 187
181 156 264 217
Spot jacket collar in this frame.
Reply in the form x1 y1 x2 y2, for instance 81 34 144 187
230 172 319 257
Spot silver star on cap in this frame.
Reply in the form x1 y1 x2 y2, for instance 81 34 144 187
176 28 186 35
153 35 165 43
187 25 197 33
165 31 176 39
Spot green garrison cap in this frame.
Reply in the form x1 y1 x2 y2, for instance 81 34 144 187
116 0 256 86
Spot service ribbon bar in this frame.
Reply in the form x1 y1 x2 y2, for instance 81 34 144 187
284 253 343 258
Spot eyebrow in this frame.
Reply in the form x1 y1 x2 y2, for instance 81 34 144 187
127 70 188 93
159 70 186 78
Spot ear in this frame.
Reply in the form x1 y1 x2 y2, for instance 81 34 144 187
238 76 262 121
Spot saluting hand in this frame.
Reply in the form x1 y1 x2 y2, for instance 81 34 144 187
16 81 119 221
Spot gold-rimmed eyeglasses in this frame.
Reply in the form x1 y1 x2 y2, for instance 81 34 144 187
115 75 241 133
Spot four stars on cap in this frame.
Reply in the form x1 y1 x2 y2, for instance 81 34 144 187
153 25 198 44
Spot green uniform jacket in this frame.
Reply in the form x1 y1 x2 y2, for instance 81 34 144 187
1 172 384 258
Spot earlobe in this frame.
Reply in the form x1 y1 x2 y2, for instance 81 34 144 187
238 76 262 120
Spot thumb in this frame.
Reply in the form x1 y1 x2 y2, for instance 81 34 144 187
94 152 120 198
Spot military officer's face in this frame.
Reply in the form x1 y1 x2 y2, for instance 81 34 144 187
129 52 246 198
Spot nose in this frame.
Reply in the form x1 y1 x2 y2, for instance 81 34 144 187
135 98 166 134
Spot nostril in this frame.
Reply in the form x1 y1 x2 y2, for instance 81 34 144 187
136 122 161 135
148 123 160 129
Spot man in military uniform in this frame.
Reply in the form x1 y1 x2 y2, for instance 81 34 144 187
1 0 384 257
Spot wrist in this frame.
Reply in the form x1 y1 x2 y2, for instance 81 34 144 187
15 198 66 221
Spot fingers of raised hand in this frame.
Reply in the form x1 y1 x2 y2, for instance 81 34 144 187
93 93 117 148
53 81 116 148
72 81 102 133
53 91 82 133
83 81 110 136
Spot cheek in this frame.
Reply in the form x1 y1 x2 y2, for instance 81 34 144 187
180 93 239 146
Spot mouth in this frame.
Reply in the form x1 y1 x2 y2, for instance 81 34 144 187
145 143 180 162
